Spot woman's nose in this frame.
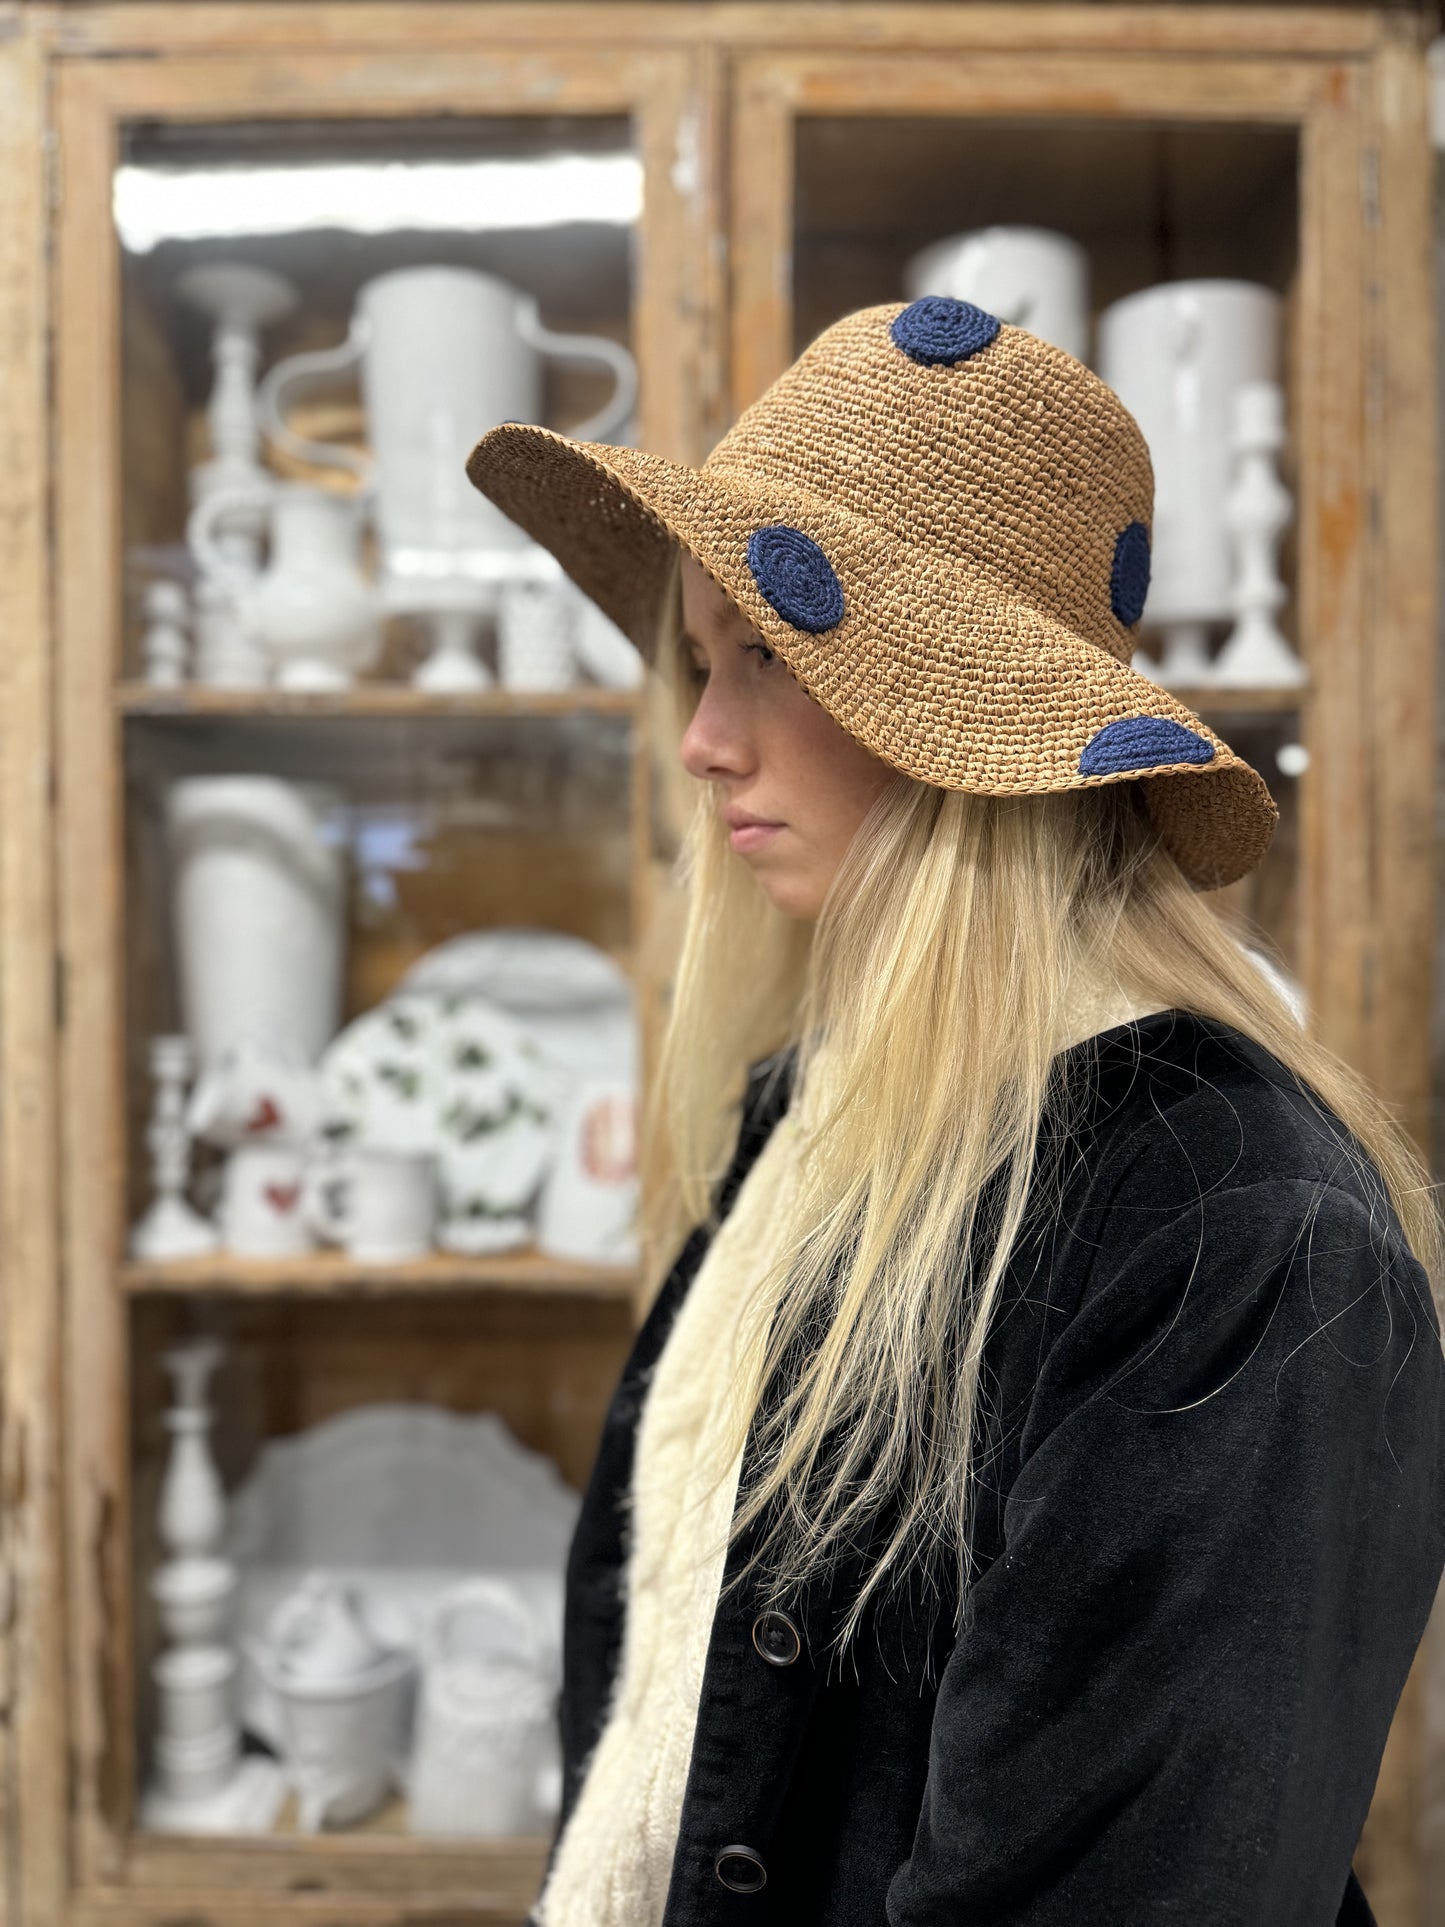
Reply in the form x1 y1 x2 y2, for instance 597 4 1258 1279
679 678 755 784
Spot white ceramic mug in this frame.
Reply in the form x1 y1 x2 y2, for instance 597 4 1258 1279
247 1637 414 1833
305 1146 438 1264
219 1142 314 1257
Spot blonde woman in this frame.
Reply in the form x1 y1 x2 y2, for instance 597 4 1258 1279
466 300 1445 1927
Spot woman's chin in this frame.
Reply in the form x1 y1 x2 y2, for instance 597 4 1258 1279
753 872 825 923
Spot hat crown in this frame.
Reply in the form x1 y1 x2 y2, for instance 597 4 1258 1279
703 302 1154 666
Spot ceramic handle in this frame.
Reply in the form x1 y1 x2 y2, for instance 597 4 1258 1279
187 482 274 585
428 1577 547 1671
256 320 375 484
514 297 639 444
1168 296 1202 365
302 1149 355 1246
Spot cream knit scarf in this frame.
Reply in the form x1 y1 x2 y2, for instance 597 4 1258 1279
533 1086 809 1927
532 991 1164 1927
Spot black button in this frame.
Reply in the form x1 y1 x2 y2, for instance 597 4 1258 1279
715 1845 768 1893
751 1609 801 1667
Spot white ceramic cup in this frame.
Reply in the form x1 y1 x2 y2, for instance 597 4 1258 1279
219 1142 314 1258
306 1147 437 1264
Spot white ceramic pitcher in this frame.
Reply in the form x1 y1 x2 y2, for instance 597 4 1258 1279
257 266 639 615
405 1577 559 1837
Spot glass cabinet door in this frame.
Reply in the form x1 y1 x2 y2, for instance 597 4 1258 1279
51 42 712 1912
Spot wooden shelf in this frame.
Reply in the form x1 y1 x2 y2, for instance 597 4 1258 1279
126 1823 549 1916
116 683 642 721
122 1247 639 1299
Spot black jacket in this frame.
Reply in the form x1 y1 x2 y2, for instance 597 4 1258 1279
537 1011 1445 1925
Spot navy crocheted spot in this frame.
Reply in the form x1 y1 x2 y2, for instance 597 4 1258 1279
1079 716 1216 776
1111 521 1151 627
890 297 1002 367
746 525 845 633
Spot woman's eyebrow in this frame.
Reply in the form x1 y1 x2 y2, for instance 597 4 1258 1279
679 627 708 663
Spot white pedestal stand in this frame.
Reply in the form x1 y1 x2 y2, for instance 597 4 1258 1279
140 1339 285 1833
1212 382 1306 688
130 1034 220 1263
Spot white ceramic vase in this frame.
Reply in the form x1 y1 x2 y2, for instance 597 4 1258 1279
1097 279 1283 630
166 776 346 1074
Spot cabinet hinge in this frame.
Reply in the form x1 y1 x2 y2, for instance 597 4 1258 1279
53 955 66 1032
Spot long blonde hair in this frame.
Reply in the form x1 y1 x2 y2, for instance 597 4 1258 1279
637 555 1445 1652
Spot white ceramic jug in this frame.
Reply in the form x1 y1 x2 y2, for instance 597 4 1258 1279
406 1578 559 1837
257 266 639 616
188 482 382 689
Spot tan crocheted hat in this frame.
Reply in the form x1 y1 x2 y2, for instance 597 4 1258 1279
465 297 1277 890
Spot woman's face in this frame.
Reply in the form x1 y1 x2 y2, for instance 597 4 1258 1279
677 552 895 921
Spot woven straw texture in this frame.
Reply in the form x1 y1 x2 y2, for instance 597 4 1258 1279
465 301 1279 890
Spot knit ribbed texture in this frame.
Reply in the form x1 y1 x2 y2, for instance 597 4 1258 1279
465 302 1279 892
532 1099 810 1927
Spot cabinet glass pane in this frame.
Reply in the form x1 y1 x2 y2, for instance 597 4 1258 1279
790 114 1304 986
114 109 647 1857
118 113 639 683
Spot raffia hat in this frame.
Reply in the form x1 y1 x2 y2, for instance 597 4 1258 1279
465 297 1277 890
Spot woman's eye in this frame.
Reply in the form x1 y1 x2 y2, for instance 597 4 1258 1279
741 640 777 666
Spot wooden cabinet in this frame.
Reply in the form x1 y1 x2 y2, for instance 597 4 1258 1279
0 6 1437 1925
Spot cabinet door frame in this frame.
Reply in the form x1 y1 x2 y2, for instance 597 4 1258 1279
47 31 720 1914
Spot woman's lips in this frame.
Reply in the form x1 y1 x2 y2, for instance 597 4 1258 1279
729 822 785 853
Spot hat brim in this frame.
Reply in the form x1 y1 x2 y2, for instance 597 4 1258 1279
465 422 1277 891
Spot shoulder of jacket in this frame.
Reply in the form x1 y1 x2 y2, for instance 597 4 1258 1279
1064 1011 1387 1220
